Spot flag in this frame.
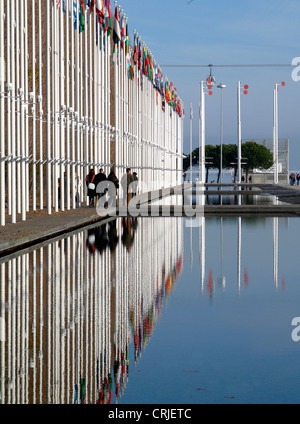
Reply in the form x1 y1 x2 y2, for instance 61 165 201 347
133 32 138 65
79 0 85 32
120 13 126 49
127 53 134 80
104 0 112 35
125 20 129 55
96 0 104 24
73 0 77 30
88 0 95 12
112 6 120 45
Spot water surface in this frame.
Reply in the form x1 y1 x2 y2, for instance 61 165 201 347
1 214 300 404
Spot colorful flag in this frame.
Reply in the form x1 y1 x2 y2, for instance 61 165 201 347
73 0 77 30
120 13 126 49
88 0 95 12
133 32 138 65
112 5 120 45
79 0 85 32
96 0 104 24
105 0 112 36
125 20 129 55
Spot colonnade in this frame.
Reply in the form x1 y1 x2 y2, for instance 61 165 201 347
0 1 184 226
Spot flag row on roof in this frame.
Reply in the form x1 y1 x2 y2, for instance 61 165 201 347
56 0 183 118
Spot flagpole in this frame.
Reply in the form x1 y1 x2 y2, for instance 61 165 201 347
273 87 276 184
32 0 37 211
46 0 52 214
114 2 119 171
80 7 84 204
16 0 21 215
0 0 4 225
60 0 65 211
52 1 58 212
89 6 93 178
189 103 192 182
25 0 29 213
20 0 26 221
200 82 205 184
6 0 11 217
84 2 89 194
38 0 43 210
75 0 80 205
66 0 71 210
11 0 16 222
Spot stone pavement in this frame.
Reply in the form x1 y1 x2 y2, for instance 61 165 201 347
1 181 300 257
0 183 193 257
0 206 105 257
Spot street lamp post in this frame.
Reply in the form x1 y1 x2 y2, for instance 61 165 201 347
237 81 242 184
217 84 226 185
237 81 249 184
273 81 285 184
199 82 206 184
190 102 193 181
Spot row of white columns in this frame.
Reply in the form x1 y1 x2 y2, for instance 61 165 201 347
0 1 112 224
0 1 184 227
113 16 184 192
0 217 183 404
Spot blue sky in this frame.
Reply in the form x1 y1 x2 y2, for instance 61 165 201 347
120 0 300 170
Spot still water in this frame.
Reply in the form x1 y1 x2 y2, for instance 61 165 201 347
1 214 300 404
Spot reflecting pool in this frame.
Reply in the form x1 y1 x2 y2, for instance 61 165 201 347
1 215 300 404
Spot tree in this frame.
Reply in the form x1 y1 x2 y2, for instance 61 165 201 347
241 141 273 182
183 141 273 183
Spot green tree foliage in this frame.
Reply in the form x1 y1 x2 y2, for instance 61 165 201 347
183 141 273 182
241 141 273 181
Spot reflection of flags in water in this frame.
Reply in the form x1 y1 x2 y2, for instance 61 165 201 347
207 269 213 295
80 378 86 404
74 384 78 404
244 269 248 288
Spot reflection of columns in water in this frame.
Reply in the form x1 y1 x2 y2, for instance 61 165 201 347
273 217 279 288
273 197 279 288
0 217 183 404
199 217 206 293
219 218 226 289
237 217 242 294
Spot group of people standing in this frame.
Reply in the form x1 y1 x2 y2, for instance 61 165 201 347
289 173 300 186
85 167 138 208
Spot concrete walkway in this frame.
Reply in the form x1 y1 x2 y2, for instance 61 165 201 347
0 183 192 257
1 181 300 257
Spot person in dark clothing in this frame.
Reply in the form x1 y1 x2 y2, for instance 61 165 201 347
86 169 96 207
94 168 107 202
121 168 134 205
107 166 119 206
132 172 138 197
107 167 119 191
